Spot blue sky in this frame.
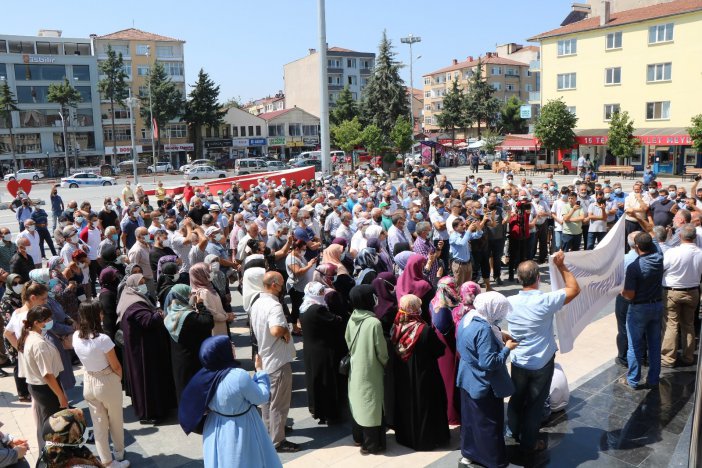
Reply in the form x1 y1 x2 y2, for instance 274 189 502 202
3 0 568 103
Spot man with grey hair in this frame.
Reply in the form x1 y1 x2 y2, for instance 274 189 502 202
128 226 156 296
10 236 34 282
387 212 409 254
661 224 702 367
17 219 41 268
335 212 353 244
507 252 580 453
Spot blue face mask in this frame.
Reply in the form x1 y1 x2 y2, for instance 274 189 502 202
111 234 118 242
614 188 622 195
277 212 285 220
43 320 54 331
415 212 424 221
476 209 484 216
438 208 445 215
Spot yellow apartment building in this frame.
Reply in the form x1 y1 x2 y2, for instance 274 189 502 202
529 0 702 174
92 28 191 168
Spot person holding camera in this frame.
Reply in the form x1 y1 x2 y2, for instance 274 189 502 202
561 193 585 252
506 192 534 282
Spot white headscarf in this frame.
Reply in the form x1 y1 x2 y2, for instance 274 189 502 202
300 281 327 314
461 291 512 344
242 267 265 312
365 225 383 240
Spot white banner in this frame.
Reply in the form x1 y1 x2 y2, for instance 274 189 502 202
548 217 626 353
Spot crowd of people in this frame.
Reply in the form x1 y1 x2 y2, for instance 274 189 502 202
0 160 700 467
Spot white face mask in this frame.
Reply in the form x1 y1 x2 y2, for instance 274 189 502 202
3 234 11 242
75 216 84 223
211 262 220 272
27 225 36 232
162 238 171 248
105 204 113 211
137 284 148 295
91 221 99 228
215 233 223 242
12 285 23 294
71 234 79 243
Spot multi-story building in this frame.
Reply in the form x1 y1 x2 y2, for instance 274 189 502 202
0 30 104 176
284 47 375 116
93 28 191 168
244 92 285 116
260 107 320 159
406 87 424 134
422 52 537 137
528 0 702 173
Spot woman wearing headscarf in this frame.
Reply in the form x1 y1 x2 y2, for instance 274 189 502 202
345 285 389 455
99 245 126 277
456 292 517 468
321 243 348 276
452 281 481 327
190 263 231 337
98 268 121 341
312 263 348 319
396 254 434 322
300 281 345 425
47 256 81 321
117 263 142 299
430 276 461 425
205 254 231 314
371 272 398 429
0 274 23 378
366 238 392 274
156 262 179 308
353 248 379 285
242 267 266 358
164 283 214 403
391 294 449 451
41 408 103 467
28 269 76 393
117 273 176 424
179 336 281 468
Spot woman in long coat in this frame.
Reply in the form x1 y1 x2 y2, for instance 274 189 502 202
371 272 398 428
117 273 177 424
345 285 389 455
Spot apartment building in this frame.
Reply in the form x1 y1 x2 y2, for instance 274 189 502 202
284 47 375 117
93 28 191 167
529 0 702 173
422 52 536 137
260 107 320 159
244 92 285 116
0 30 104 176
406 87 424 134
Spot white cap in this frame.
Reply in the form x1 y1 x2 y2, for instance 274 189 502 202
204 226 221 237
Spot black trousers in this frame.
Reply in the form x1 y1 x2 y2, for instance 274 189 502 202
13 362 29 398
488 238 505 281
288 287 304 325
88 259 101 296
534 223 549 262
352 417 386 453
36 226 56 257
508 237 528 278
28 383 61 449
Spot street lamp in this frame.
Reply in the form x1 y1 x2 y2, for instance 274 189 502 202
145 46 157 171
400 34 422 133
125 90 140 184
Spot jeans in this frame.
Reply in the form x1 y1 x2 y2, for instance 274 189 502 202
507 355 555 451
561 233 582 252
488 238 505 280
527 233 536 261
52 212 61 232
614 295 630 364
626 301 663 387
586 231 606 250
534 223 549 262
552 231 563 252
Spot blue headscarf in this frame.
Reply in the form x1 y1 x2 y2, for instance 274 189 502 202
178 336 240 435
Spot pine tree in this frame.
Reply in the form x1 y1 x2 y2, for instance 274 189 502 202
0 82 19 173
435 79 467 146
464 59 501 138
330 85 358 126
359 30 409 134
608 110 639 163
534 98 578 158
48 78 82 171
500 96 528 135
98 45 129 166
184 69 227 159
140 62 184 165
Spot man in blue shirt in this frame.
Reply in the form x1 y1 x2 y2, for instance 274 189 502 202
506 252 580 453
50 186 64 232
620 232 664 390
614 231 643 368
449 218 482 285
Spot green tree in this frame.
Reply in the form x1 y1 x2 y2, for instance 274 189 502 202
464 59 501 138
534 98 578 160
688 114 702 154
331 117 363 170
362 124 385 158
48 78 82 171
608 110 639 163
482 129 502 154
359 31 409 134
140 62 184 166
184 69 227 159
390 116 413 155
330 85 358 126
435 79 467 147
0 82 19 173
98 45 129 166
500 96 528 134
223 96 243 109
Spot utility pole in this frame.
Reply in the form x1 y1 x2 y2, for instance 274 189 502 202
400 34 422 133
126 89 140 184
146 45 157 170
318 0 331 175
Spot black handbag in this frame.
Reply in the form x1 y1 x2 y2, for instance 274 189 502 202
339 318 367 376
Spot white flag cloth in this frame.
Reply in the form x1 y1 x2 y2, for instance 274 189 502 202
548 217 626 353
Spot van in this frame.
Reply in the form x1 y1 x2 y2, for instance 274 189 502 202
234 158 268 175
291 151 321 163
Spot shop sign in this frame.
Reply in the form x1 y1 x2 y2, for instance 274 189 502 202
287 137 304 147
105 145 142 155
164 143 194 152
520 105 532 119
232 138 249 147
248 138 267 146
204 139 233 149
576 136 609 145
268 137 286 146
302 136 319 145
438 138 465 145
576 134 692 146
22 54 56 64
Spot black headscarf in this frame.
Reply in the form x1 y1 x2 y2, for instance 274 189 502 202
349 284 377 312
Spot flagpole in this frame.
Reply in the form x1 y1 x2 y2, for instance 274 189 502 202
147 46 157 171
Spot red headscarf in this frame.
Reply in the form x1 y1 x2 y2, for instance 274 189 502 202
395 254 432 302
391 294 425 362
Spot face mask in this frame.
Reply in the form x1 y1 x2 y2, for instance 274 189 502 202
648 189 656 194
67 208 75 213
476 209 484 216
215 233 224 242
3 234 11 242
91 221 98 228
162 238 171 248
415 212 424 221
614 188 622 194
60 221 68 227
105 204 113 211
549 186 557 192
75 216 84 224
27 225 36 232
42 320 54 331
207 196 213 201
211 262 220 272
111 234 118 242
561 194 568 200
137 284 148 295
604 193 611 200
277 212 285 220
236 221 244 227
115 200 121 206
12 285 23 294
526 184 532 189
71 234 79 243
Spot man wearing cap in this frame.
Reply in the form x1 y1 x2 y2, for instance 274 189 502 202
255 207 270 243
210 203 229 236
346 189 359 213
16 220 41 268
60 225 85 266
205 226 237 274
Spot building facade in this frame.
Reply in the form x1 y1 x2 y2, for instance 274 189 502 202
0 30 104 176
260 107 320 159
529 0 702 173
284 47 375 116
197 106 269 162
422 52 537 137
244 93 285 116
93 28 191 168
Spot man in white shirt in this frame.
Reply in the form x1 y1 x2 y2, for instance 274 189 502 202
585 191 608 250
661 224 702 367
445 200 464 236
551 189 569 251
250 271 298 453
17 220 41 267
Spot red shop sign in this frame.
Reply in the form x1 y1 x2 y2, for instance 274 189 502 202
577 134 691 146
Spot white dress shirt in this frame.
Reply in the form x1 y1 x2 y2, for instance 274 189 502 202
663 243 702 288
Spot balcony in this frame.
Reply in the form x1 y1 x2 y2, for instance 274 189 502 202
529 91 540 103
529 60 540 71
328 84 343 91
360 68 372 75
327 67 343 74
102 118 132 126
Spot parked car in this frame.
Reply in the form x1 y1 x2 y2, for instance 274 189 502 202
3 169 44 181
234 158 268 176
289 151 321 165
289 159 322 171
115 161 150 175
148 162 173 173
60 173 116 188
184 165 227 180
180 159 216 173
265 160 288 170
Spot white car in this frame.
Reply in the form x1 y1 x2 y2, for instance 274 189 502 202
4 169 44 181
147 162 173 173
179 159 216 173
184 165 227 180
60 173 116 188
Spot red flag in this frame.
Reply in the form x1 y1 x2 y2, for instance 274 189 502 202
152 117 159 139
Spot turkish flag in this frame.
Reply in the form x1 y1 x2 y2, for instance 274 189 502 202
152 117 159 140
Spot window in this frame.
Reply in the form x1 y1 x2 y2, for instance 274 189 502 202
424 91 431 98
14 64 66 81
248 125 254 136
327 59 341 68
74 109 93 127
76 86 91 103
36 42 60 55
424 77 430 85
106 44 129 56
8 41 35 54
557 39 577 56
19 109 62 128
17 86 51 103
424 116 433 124
63 43 90 56
73 65 90 82
269 124 285 136
231 126 238 137
156 46 175 58
240 126 246 137
137 65 150 76
136 44 150 56
525 83 533 92
163 62 183 77
1 133 41 154
646 101 670 120
557 73 576 90
104 108 130 120
505 84 515 91
328 75 341 85
605 67 621 85
0 64 6 79
454 71 459 80
103 127 131 141
0 40 6 54
606 31 623 49
424 104 431 111
346 58 356 68
121 61 132 78
567 106 576 116
648 23 674 44
303 125 318 136
604 104 620 120
140 128 148 139
490 67 502 76
361 59 372 69
255 125 262 136
491 82 502 91
288 124 302 136
347 75 357 85
505 68 518 76
463 70 474 80
647 63 672 82
168 124 187 138
138 86 149 98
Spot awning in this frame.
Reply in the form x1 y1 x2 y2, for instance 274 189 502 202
496 136 537 151
468 140 485 149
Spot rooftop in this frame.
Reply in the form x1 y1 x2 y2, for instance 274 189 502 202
423 54 528 77
529 0 702 40
96 27 184 43
257 108 294 120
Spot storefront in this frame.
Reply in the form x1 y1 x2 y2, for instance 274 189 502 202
163 143 194 169
267 137 286 159
496 135 541 164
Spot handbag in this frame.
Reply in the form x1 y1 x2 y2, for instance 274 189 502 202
339 318 367 376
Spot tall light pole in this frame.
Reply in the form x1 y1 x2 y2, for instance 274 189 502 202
318 0 331 175
125 90 140 184
146 45 157 170
400 34 422 133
